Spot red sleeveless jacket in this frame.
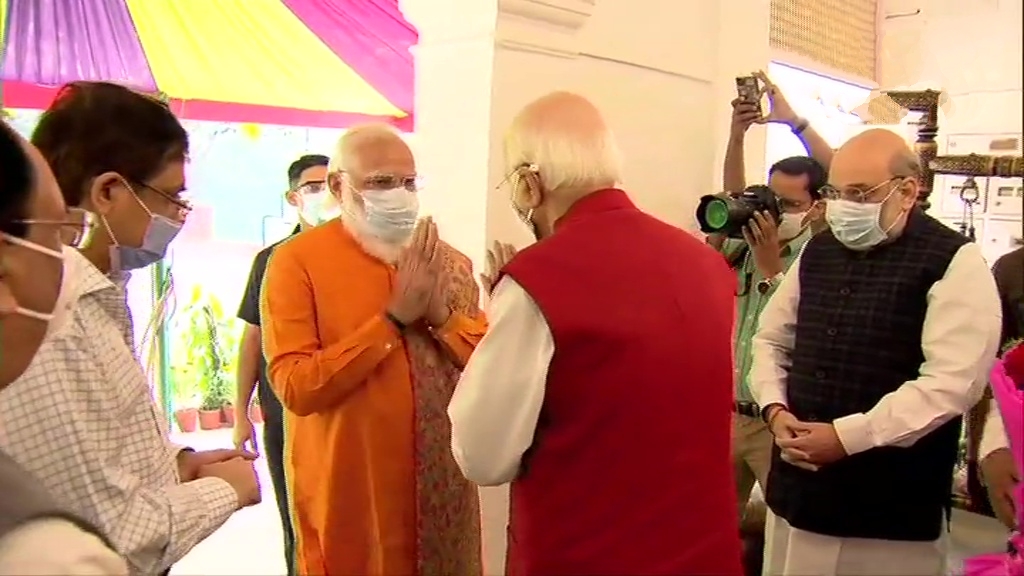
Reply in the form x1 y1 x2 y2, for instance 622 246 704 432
498 189 742 576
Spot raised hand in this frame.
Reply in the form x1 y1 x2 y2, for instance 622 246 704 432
730 97 761 137
752 70 798 125
387 218 439 325
743 211 783 278
479 241 517 294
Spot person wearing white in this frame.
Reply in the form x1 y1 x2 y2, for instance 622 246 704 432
0 120 127 575
749 129 1002 576
449 92 743 574
1 82 262 575
447 273 552 485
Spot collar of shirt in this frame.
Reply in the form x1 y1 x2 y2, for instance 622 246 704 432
67 251 135 346
68 250 117 299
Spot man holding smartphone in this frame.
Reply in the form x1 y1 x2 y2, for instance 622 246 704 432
707 71 833 529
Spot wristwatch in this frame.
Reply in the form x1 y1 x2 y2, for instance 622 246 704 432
756 272 785 295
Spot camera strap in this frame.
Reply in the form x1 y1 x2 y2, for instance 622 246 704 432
726 245 749 270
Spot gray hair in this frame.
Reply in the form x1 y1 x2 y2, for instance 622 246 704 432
889 149 922 178
328 123 402 174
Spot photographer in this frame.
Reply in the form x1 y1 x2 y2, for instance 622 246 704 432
709 72 831 527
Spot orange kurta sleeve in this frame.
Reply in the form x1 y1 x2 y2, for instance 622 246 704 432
261 246 402 416
429 252 487 368
432 309 488 368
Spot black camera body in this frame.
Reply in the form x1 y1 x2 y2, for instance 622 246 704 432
695 185 782 239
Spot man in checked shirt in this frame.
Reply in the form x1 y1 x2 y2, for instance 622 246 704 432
0 82 261 574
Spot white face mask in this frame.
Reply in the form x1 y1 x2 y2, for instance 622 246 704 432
359 187 420 244
825 187 903 250
299 191 342 225
0 235 71 332
777 211 808 240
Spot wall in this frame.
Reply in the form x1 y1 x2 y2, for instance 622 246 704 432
407 0 772 268
879 0 1023 135
879 0 1023 260
763 61 874 170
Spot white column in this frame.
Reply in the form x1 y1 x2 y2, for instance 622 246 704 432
401 0 770 572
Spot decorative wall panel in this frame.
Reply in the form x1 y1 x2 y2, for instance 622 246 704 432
770 0 878 82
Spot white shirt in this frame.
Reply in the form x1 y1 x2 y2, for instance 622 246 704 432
0 250 238 575
750 242 1003 455
0 519 127 575
448 277 554 486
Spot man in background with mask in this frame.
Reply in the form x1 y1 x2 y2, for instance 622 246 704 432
708 72 831 528
0 120 128 574
1 82 262 575
448 92 742 575
261 123 487 575
967 240 1023 531
233 153 332 576
749 129 1002 575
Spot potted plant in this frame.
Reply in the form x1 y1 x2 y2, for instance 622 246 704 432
219 323 242 427
178 287 233 431
221 401 235 428
198 382 224 430
170 365 200 433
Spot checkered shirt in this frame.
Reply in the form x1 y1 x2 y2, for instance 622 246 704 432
0 250 238 575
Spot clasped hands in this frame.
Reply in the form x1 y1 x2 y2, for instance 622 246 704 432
767 406 848 471
387 217 451 328
177 448 262 508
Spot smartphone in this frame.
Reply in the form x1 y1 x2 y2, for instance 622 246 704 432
735 76 763 116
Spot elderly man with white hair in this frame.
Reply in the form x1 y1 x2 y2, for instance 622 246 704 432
448 91 744 575
260 123 487 576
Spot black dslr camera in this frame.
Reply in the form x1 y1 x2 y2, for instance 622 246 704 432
695 185 782 239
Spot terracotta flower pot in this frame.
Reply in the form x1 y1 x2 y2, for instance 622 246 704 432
198 409 222 430
249 404 264 424
173 408 198 433
221 404 235 428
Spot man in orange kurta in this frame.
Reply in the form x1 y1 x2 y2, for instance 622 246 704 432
261 124 486 576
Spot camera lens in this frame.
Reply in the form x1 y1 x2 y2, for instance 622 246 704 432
703 199 730 230
695 185 781 239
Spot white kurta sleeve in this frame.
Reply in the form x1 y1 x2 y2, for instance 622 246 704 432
833 243 1003 455
448 276 554 486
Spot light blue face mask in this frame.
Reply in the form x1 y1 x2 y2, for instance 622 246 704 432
107 182 184 271
112 214 183 270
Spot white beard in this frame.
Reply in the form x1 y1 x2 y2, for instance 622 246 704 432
339 187 406 264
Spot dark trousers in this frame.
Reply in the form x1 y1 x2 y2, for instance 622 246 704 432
263 412 296 576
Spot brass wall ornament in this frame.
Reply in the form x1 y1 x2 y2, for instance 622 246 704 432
929 154 1024 179
880 89 943 209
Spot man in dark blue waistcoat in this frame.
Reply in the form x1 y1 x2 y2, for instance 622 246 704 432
749 128 1003 575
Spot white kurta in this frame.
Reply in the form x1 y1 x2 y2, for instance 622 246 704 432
749 241 1003 576
448 276 553 486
